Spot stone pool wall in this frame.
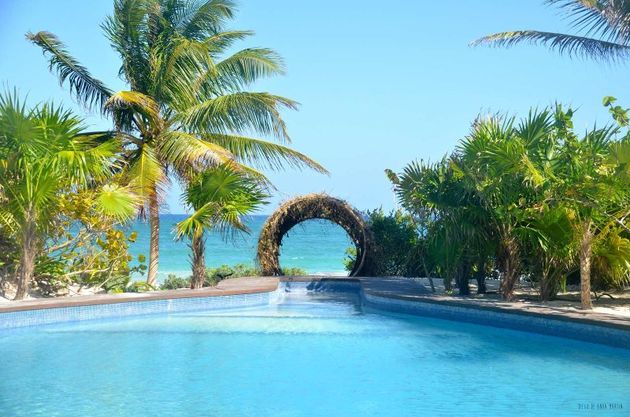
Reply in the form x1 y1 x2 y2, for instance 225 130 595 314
1 277 629 350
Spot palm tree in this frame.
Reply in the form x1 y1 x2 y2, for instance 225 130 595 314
391 101 630 305
391 109 571 300
522 205 576 301
176 164 267 288
29 0 327 286
551 109 630 308
389 158 494 296
453 113 553 300
473 1 630 62
0 92 136 299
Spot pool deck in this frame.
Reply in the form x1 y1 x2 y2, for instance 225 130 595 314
1 276 629 331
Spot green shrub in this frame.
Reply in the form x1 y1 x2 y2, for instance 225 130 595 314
345 209 423 277
280 267 307 276
102 275 131 293
206 263 257 283
160 274 191 290
125 281 156 293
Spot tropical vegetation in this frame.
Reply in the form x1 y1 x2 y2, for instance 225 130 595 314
344 209 426 278
387 100 630 308
0 92 139 299
1 0 326 299
176 164 268 288
2 0 629 315
28 0 326 287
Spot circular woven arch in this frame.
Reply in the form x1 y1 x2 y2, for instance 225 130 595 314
257 194 376 277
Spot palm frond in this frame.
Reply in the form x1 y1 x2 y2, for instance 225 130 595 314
125 145 167 197
472 30 630 61
105 90 161 130
175 202 216 239
27 31 113 110
101 0 151 91
547 0 630 44
150 36 214 106
0 208 18 234
157 130 235 173
215 48 285 89
180 92 298 142
181 0 237 40
203 133 328 173
51 135 120 185
0 91 42 156
203 30 254 52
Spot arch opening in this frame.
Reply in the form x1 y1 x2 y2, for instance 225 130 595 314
279 219 353 276
257 194 376 277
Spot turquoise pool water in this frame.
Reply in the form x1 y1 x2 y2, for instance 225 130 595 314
1 290 629 417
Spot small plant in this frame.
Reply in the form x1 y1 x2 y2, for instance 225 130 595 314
160 274 191 290
281 267 308 276
102 275 131 293
205 264 259 286
125 281 156 293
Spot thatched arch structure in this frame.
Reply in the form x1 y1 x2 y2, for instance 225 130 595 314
257 194 375 277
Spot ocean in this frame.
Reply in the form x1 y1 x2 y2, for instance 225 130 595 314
127 215 352 281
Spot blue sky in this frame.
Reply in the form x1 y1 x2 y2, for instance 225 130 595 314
2 0 629 214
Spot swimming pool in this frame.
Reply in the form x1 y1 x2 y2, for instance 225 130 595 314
1 284 629 417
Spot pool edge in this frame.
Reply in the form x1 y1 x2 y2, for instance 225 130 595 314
1 276 629 349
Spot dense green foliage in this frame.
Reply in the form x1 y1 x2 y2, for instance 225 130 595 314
345 209 424 277
471 1 630 307
0 92 139 299
160 274 191 290
388 101 630 307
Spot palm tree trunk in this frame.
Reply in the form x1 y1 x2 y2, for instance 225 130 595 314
147 192 160 287
499 237 520 301
540 264 562 302
14 221 37 300
457 261 471 296
579 221 593 310
540 274 553 302
191 233 206 289
420 257 436 293
475 258 487 295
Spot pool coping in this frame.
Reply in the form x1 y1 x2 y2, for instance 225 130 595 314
1 276 629 333
285 276 630 332
0 277 277 313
